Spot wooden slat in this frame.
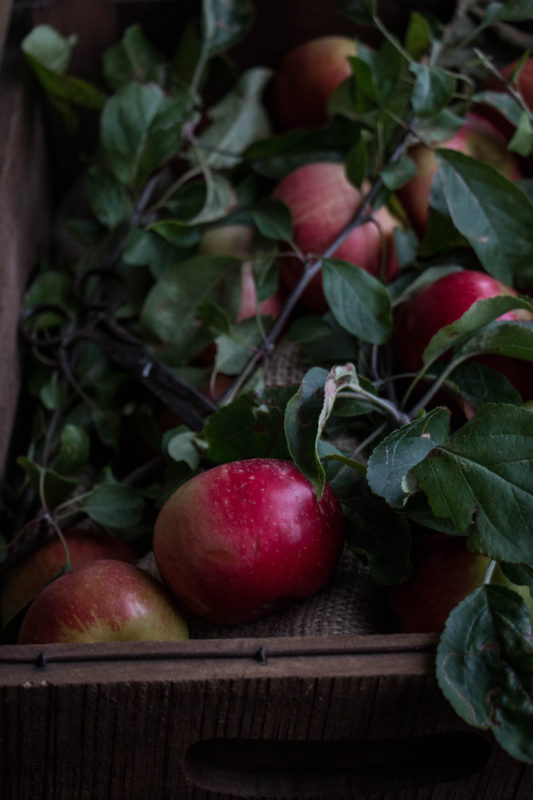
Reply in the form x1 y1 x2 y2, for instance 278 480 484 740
0 51 49 478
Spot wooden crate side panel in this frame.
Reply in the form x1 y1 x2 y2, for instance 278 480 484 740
0 56 50 478
2 667 533 800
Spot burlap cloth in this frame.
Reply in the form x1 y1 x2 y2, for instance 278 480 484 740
139 339 393 638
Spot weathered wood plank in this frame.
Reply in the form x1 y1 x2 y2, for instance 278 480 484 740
0 52 49 478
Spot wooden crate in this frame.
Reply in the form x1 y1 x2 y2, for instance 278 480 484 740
1 2 533 798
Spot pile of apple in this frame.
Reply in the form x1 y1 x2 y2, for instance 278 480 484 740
5 25 533 648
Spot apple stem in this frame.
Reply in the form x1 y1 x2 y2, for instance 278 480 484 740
483 559 497 586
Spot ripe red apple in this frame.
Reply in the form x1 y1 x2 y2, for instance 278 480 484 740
393 269 533 399
270 35 357 130
1 526 137 627
17 559 189 644
152 458 345 625
396 113 521 236
273 161 401 313
387 533 533 633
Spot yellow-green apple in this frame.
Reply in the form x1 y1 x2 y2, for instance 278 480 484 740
272 161 401 313
387 533 533 633
17 559 189 644
270 35 357 130
393 269 533 400
1 526 137 627
396 113 521 236
153 458 345 625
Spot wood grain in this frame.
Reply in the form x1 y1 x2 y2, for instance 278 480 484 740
0 52 49 478
1 635 532 799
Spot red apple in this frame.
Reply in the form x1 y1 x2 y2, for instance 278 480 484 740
270 35 357 130
393 269 533 399
396 113 521 236
387 533 533 633
152 458 345 625
17 559 189 644
1 525 137 627
273 161 401 313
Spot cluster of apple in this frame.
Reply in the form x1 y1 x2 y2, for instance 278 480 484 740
7 458 345 642
6 31 533 646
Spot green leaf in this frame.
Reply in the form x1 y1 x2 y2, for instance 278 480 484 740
509 111 533 157
404 11 433 59
436 149 533 284
214 317 269 375
437 584 533 763
499 562 533 596
344 491 412 585
84 166 133 229
415 109 464 147
243 120 362 179
123 228 189 280
345 136 367 188
53 424 90 475
22 25 77 73
102 24 165 90
195 67 273 169
140 255 242 359
100 82 185 188
322 258 393 345
23 270 72 312
39 372 68 411
355 40 406 109
21 27 104 132
284 367 329 497
166 430 201 469
483 1 533 23
473 89 523 129
155 173 237 227
203 389 292 463
455 320 533 363
16 457 79 509
367 408 450 508
414 404 533 562
81 483 145 528
335 0 375 27
201 0 254 57
442 360 522 410
422 295 533 366
381 153 417 190
409 64 456 117
251 198 293 241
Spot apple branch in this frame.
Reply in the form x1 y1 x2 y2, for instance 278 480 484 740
219 135 411 405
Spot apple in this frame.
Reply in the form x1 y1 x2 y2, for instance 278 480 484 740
387 533 533 633
396 112 521 236
272 161 401 313
393 269 533 399
270 35 358 130
17 559 189 644
152 458 345 625
199 224 283 323
1 525 137 627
